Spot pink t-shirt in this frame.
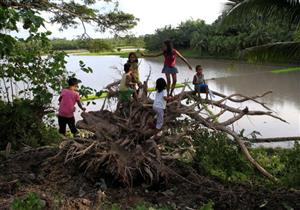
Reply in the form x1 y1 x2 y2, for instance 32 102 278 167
58 89 80 118
163 49 177 67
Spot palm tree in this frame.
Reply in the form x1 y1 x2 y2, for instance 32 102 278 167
224 0 300 62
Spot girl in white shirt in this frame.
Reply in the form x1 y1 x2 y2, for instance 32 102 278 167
153 78 169 130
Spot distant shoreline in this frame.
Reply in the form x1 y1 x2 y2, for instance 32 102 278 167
60 49 300 66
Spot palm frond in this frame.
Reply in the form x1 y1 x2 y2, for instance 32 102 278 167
242 41 300 62
223 0 300 25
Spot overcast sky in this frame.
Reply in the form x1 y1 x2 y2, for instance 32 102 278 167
33 0 228 39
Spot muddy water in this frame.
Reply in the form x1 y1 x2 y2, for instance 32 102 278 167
65 55 300 146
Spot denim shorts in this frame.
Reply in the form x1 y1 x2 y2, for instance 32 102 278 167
162 65 178 74
195 84 208 93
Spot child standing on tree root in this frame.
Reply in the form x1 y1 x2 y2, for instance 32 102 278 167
119 63 137 102
153 78 170 131
126 52 142 88
193 65 209 100
141 40 192 96
58 77 86 136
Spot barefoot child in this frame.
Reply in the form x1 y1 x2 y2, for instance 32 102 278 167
58 77 86 136
142 40 192 96
119 63 137 102
126 52 142 86
153 78 169 130
193 65 209 99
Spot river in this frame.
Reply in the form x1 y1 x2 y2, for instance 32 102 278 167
65 55 300 147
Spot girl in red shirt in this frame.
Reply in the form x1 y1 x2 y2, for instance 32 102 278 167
142 40 192 96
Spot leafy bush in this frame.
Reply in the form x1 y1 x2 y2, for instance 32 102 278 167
10 192 44 210
192 130 253 183
0 99 61 150
191 129 300 187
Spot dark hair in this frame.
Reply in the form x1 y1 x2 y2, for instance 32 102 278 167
68 77 80 86
196 65 202 71
127 52 138 63
124 63 131 73
163 40 173 56
155 77 167 93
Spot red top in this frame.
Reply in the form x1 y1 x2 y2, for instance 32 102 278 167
163 49 177 67
58 89 80 118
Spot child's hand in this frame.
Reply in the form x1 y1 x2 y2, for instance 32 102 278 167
167 96 173 102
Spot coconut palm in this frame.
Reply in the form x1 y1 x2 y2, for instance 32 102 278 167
224 0 300 62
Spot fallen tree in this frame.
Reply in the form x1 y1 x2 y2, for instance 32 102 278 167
55 77 288 186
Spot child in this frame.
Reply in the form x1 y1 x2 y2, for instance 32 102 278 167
126 52 142 86
153 78 169 130
141 40 192 96
119 63 137 102
193 65 209 100
58 77 86 136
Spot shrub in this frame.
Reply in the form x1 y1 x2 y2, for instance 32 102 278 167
0 99 61 150
191 129 300 187
10 192 44 210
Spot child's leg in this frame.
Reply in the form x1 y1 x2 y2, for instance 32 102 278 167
205 87 209 99
170 73 177 96
58 116 67 135
154 108 164 129
67 116 78 135
165 73 171 96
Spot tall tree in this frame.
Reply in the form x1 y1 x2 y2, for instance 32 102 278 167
224 0 300 62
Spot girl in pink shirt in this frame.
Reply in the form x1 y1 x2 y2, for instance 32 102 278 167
142 40 192 96
58 78 86 136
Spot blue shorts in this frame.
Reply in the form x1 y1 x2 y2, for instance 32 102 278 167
195 84 208 93
162 65 178 74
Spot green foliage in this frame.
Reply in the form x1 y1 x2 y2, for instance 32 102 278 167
1 0 137 34
1 1 138 150
0 99 62 150
132 202 176 210
87 39 113 52
223 0 300 62
50 36 145 52
10 192 44 210
143 12 298 60
192 129 300 187
199 200 214 210
192 130 253 183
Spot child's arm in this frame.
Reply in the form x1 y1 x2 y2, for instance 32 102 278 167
125 74 135 87
192 75 197 85
77 101 86 112
141 51 163 57
203 74 206 84
175 50 192 70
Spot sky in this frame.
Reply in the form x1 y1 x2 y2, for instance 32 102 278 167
16 0 228 39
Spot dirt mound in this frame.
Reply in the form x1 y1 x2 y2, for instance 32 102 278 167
0 147 299 209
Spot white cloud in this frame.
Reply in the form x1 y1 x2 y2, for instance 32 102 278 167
11 0 228 39
118 0 228 35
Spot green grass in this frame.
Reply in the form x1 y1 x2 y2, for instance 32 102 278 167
271 67 300 73
60 47 144 57
77 51 130 57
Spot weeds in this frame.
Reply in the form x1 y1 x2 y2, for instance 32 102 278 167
10 192 44 210
192 129 300 187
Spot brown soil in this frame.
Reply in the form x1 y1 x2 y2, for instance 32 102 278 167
0 147 299 210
